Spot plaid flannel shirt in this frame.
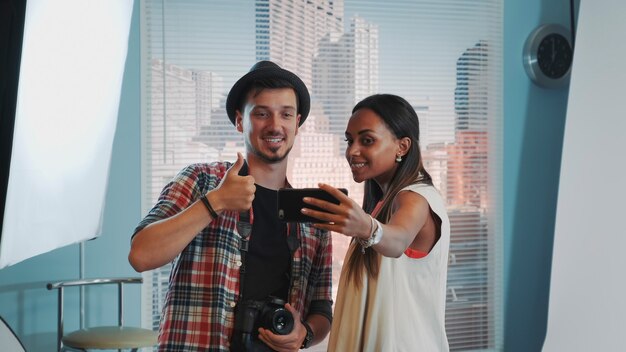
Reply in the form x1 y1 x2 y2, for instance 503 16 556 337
134 162 333 351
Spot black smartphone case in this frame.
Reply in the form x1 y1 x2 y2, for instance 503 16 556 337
277 188 348 223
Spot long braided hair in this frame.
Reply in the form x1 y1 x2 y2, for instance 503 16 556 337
344 94 433 288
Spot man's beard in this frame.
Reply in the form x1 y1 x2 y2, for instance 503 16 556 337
245 139 292 164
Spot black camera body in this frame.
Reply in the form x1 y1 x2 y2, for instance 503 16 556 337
231 296 294 351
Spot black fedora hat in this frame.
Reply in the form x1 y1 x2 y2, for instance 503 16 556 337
226 61 310 126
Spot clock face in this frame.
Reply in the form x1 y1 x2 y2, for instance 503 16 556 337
523 24 573 88
536 33 573 79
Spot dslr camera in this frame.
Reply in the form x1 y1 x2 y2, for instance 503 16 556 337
231 296 294 351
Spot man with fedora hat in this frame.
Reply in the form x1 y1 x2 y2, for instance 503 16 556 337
129 61 332 351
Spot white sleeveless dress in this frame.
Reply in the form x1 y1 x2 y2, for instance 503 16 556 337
327 184 450 352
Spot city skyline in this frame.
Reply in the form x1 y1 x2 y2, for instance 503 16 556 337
146 0 498 147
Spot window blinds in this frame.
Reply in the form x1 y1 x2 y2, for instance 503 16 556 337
140 0 502 350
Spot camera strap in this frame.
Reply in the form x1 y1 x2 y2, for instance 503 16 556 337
236 209 253 302
235 208 299 303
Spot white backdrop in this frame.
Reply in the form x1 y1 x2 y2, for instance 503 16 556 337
0 0 134 268
543 0 626 350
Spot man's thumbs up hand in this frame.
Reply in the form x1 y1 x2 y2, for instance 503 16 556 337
207 153 255 213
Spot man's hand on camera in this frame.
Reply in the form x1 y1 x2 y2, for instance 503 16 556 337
207 152 255 213
257 303 307 352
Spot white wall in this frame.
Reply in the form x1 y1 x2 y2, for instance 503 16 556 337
543 0 626 350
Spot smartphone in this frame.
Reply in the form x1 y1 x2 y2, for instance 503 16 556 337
277 188 348 223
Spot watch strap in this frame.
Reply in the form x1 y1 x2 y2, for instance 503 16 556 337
300 320 314 349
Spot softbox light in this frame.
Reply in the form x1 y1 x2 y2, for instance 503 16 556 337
0 0 134 268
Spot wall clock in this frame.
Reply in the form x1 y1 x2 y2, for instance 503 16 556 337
523 24 573 88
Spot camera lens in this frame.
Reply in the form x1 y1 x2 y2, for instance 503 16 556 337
269 308 294 335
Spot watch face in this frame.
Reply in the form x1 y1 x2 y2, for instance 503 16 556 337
536 33 573 79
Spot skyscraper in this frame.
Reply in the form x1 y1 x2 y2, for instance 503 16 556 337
444 41 492 351
255 0 344 88
448 41 489 208
312 16 379 141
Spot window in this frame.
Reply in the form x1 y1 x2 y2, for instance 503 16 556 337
140 0 502 350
